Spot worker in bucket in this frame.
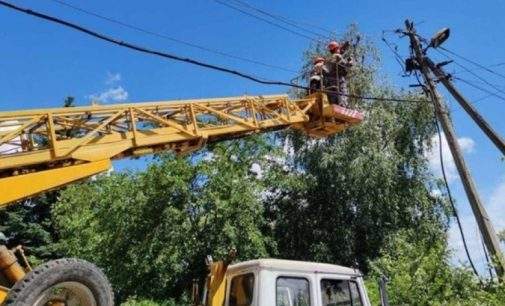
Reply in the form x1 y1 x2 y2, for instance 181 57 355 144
309 56 327 94
325 40 353 108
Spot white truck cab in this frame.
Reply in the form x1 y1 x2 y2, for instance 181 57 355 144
223 259 371 306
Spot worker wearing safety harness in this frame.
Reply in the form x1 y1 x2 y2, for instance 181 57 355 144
325 41 353 108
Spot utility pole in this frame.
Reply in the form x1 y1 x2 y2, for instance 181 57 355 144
404 20 505 279
427 61 505 156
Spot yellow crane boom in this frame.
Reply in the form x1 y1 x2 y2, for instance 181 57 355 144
0 92 362 206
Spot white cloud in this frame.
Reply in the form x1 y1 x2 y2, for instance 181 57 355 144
250 162 263 179
105 72 121 85
488 177 505 231
448 177 505 276
448 214 487 270
89 86 129 103
0 121 21 154
202 152 214 162
426 134 475 182
427 133 504 276
88 72 128 103
282 137 294 157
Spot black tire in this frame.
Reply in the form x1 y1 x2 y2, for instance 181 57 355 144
5 258 114 306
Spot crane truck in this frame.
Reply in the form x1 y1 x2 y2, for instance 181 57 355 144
0 92 368 305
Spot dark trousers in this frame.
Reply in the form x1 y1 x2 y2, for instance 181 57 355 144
327 77 348 107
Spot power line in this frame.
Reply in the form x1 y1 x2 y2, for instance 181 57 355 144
439 46 505 81
454 77 505 103
0 0 426 104
452 61 505 97
231 0 335 35
265 12 334 36
433 109 481 279
433 48 505 102
229 0 330 40
470 82 505 103
381 32 406 73
213 0 317 42
406 25 498 278
435 49 505 98
48 0 297 74
452 62 505 76
480 231 495 280
0 1 297 87
474 91 503 103
454 78 505 91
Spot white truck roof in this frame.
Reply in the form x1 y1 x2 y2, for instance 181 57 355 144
227 258 361 276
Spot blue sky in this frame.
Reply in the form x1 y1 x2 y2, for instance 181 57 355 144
1 0 504 275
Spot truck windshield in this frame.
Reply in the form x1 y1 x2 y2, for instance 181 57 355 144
276 277 310 306
229 273 254 306
320 279 362 306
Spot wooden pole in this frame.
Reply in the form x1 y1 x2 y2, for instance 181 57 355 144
427 61 505 156
404 20 505 279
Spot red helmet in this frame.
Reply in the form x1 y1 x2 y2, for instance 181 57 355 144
313 57 325 64
328 41 340 52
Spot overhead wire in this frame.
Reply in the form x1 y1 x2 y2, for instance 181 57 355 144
213 0 317 42
454 77 505 103
439 46 505 81
435 51 505 103
474 93 503 103
0 0 426 104
423 38 500 280
453 78 505 91
411 65 481 278
472 85 505 103
267 13 334 36
434 48 505 100
48 0 298 74
381 32 406 73
228 0 331 40
230 0 335 35
395 26 492 280
452 62 505 76
432 100 481 279
479 230 495 280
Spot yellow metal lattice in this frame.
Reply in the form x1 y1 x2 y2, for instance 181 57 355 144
0 93 362 206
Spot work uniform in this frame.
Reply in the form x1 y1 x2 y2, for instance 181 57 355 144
309 60 328 94
325 53 353 107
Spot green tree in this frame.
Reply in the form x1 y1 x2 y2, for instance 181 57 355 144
53 137 276 302
0 193 61 263
264 26 448 271
499 229 505 243
121 297 189 306
7 25 499 305
367 230 505 305
0 96 76 263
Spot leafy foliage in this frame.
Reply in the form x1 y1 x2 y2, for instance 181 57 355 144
0 96 76 263
264 26 448 272
367 230 505 305
499 229 505 243
264 95 447 271
121 297 190 306
2 26 503 305
53 138 276 301
0 193 61 263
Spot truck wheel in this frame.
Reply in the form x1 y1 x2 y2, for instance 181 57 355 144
5 258 114 306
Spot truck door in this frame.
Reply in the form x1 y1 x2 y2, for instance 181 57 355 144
227 273 256 306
